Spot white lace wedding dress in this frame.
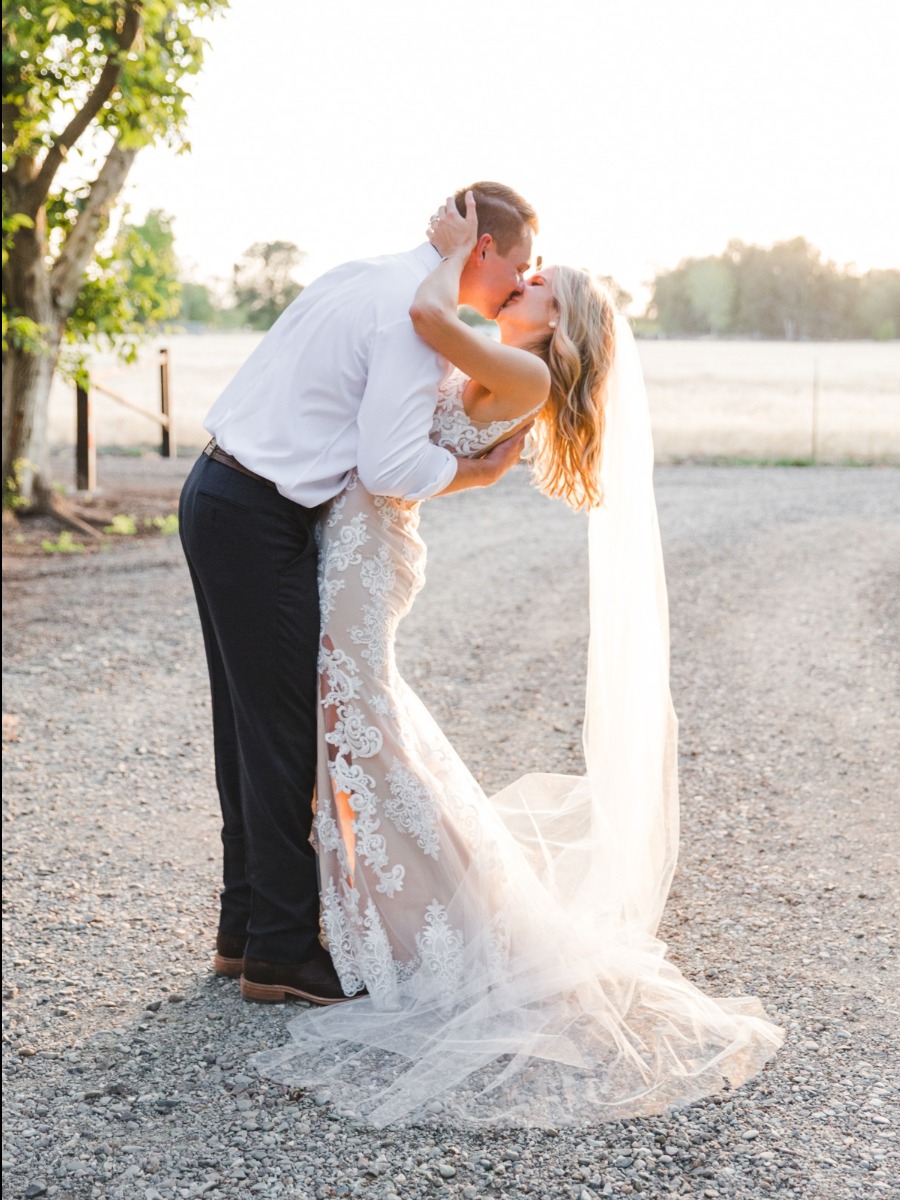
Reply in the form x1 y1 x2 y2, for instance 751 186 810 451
252 351 783 1127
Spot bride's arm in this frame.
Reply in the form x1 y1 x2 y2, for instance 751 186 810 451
409 197 550 413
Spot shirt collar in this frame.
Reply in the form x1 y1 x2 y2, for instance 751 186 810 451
413 241 443 271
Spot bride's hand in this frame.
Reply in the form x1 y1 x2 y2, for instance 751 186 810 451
427 191 478 262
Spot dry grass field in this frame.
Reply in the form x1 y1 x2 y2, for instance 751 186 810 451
47 332 900 464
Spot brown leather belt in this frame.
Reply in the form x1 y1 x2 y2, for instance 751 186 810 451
204 438 276 489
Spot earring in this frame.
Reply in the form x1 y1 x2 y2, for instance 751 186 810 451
549 320 557 329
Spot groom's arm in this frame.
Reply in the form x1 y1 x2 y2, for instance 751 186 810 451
356 318 528 499
356 318 458 499
432 425 532 496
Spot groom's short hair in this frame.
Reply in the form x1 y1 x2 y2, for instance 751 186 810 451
454 182 538 255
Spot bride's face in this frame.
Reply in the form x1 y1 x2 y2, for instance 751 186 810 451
496 267 559 339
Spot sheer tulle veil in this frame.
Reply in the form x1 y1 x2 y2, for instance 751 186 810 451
492 315 679 942
252 315 783 1127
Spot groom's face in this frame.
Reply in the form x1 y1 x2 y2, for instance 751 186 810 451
464 231 534 319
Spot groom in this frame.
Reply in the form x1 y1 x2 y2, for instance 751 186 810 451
179 182 538 1004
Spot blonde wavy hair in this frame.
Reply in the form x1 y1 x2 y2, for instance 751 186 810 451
528 268 617 511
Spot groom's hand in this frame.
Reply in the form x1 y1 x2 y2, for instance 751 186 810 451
477 422 533 469
435 421 534 496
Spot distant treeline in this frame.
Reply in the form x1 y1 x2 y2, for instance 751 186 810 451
177 232 899 341
645 237 899 340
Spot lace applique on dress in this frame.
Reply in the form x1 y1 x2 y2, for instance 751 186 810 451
414 901 465 993
431 368 543 455
350 600 392 674
384 759 440 858
360 546 396 598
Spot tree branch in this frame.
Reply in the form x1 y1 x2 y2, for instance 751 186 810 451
24 2 143 213
48 140 138 315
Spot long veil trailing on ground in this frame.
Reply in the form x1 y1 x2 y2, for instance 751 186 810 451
492 316 680 942
252 316 782 1127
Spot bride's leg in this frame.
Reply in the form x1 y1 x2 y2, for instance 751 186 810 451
319 632 358 881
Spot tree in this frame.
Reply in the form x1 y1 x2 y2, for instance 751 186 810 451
731 238 822 339
855 269 900 340
178 280 217 324
685 258 736 335
119 208 181 327
2 1 227 506
232 240 305 331
598 275 632 314
649 262 707 335
67 208 182 362
647 238 898 340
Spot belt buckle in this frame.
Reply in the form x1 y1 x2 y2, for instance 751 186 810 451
203 437 218 457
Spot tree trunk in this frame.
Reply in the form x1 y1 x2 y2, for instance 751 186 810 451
1 203 62 504
2 338 62 505
2 141 137 506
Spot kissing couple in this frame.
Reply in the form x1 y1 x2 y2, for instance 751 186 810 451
179 182 782 1126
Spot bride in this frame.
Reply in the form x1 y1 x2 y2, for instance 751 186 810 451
251 196 783 1126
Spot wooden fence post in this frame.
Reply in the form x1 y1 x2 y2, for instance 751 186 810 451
159 347 175 458
75 381 96 491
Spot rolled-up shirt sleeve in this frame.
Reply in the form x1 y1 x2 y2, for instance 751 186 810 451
356 318 458 500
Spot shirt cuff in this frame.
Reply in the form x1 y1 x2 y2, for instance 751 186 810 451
402 451 458 501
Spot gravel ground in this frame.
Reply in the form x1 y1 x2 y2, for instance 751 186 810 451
3 462 899 1200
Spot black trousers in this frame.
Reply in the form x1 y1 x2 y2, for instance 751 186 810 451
179 452 322 963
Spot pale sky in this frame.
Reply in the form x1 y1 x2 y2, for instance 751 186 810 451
123 0 900 307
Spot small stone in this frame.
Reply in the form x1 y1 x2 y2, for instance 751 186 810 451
24 1185 48 1199
438 1163 457 1179
742 1129 759 1140
17 1046 36 1058
167 993 185 1004
145 1001 162 1012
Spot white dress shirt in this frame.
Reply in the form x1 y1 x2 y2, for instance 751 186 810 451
204 243 457 507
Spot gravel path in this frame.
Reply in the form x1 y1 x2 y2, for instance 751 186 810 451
3 463 898 1200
